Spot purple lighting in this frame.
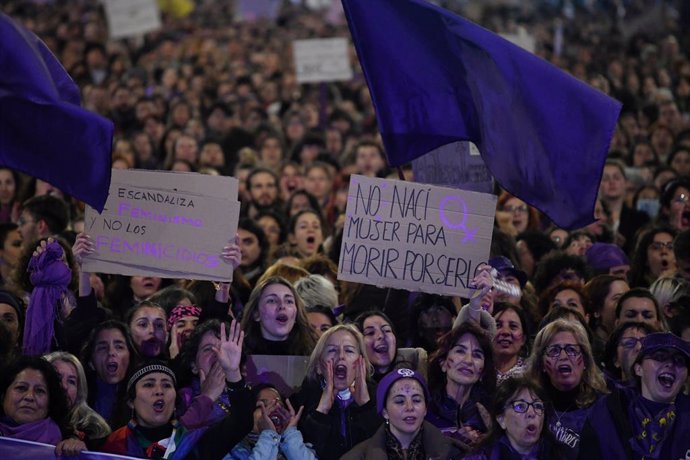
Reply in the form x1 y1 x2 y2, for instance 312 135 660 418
439 196 477 244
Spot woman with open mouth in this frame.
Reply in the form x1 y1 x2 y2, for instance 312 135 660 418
464 377 564 459
579 332 690 459
426 322 495 449
241 276 316 356
525 319 607 460
287 209 325 260
82 320 139 430
101 360 253 459
343 368 462 459
602 321 658 389
355 310 426 382
127 301 169 359
176 319 246 431
627 226 677 289
290 324 381 460
228 383 315 459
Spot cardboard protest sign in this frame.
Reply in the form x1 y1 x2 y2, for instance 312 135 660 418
245 355 309 396
412 141 493 193
103 0 161 40
338 175 496 298
83 169 240 282
293 38 352 83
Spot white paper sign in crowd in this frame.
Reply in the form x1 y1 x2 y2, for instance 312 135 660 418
103 0 162 40
338 175 497 298
83 169 240 282
293 38 353 83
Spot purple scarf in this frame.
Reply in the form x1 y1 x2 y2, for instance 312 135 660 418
0 416 62 444
22 241 71 356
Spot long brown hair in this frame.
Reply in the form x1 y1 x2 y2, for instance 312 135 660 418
240 276 316 355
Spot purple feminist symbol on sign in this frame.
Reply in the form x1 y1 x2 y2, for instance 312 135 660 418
439 195 477 244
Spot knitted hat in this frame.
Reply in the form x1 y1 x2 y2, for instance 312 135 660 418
127 361 177 394
375 368 430 415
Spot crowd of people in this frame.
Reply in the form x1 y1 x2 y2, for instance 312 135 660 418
1 0 690 458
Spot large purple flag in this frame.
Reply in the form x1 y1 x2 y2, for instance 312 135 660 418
341 0 622 229
0 12 112 212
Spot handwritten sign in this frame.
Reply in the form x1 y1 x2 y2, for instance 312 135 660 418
338 175 496 298
293 38 353 84
83 169 240 282
412 141 493 193
103 0 161 40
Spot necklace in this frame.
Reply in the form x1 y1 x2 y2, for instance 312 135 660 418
553 404 575 428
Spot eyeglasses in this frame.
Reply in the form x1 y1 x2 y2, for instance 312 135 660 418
506 400 545 415
672 193 689 205
649 241 674 251
502 205 528 213
619 337 644 349
544 344 582 358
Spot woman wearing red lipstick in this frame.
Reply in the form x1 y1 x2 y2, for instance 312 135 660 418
291 324 381 460
525 319 607 460
241 277 316 356
464 377 564 460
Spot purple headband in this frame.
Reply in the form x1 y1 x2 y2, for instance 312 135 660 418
167 304 201 330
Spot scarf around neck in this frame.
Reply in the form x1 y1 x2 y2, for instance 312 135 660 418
0 416 62 444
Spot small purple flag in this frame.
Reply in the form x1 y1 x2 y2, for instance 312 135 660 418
342 0 622 229
0 12 112 212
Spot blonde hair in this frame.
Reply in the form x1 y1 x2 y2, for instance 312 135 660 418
43 351 111 439
305 324 373 382
525 319 607 407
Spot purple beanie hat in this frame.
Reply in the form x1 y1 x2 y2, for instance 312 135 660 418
376 368 430 415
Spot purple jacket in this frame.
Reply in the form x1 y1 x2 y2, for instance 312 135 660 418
578 388 690 460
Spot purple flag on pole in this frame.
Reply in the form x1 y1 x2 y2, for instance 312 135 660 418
0 12 112 212
341 0 622 229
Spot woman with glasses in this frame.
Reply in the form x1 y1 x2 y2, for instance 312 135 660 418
578 332 690 459
464 377 564 459
525 319 607 459
658 176 690 232
496 192 540 236
602 322 658 388
627 226 677 288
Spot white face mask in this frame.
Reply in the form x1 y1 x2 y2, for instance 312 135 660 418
636 198 660 219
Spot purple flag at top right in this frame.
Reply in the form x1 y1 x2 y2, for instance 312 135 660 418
341 0 622 230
